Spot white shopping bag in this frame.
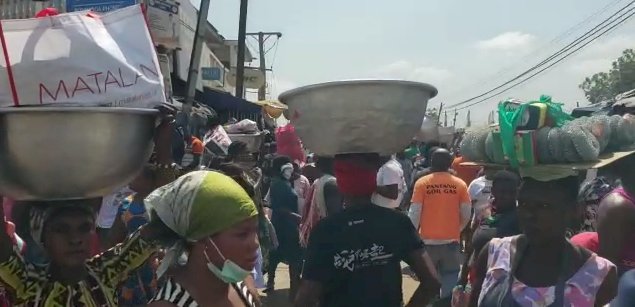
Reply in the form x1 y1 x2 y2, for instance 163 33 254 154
203 126 232 155
0 5 165 108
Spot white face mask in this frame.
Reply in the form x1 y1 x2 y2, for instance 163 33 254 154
281 163 294 180
282 168 293 180
203 238 252 284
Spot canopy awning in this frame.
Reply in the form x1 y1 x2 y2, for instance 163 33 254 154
202 88 261 114
171 75 261 115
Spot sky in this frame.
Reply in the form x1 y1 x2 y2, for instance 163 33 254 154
191 0 635 126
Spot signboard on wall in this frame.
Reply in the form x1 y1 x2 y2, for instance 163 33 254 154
145 0 179 49
226 68 265 89
201 67 223 81
66 0 136 12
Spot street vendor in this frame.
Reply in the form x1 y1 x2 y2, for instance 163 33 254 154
295 153 440 307
470 176 617 306
0 107 181 306
0 199 177 306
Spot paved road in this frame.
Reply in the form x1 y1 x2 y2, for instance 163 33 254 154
259 264 419 307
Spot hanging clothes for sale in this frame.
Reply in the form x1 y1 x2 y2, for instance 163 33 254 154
275 124 305 164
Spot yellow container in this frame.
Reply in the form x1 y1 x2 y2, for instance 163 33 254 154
256 100 288 119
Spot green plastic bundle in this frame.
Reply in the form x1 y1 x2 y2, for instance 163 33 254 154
498 95 572 168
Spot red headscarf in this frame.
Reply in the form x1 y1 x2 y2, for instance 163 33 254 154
334 159 377 196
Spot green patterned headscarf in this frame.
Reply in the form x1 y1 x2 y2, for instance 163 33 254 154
145 170 257 276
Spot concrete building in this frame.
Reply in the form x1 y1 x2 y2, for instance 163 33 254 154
175 0 255 94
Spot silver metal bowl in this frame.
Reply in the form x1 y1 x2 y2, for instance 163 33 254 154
0 107 158 200
279 80 437 156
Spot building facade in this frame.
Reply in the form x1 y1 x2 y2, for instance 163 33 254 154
0 0 254 96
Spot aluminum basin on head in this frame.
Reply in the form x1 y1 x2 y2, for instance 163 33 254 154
0 107 158 200
279 80 438 156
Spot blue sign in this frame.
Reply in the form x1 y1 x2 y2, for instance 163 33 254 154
201 67 223 81
66 0 137 13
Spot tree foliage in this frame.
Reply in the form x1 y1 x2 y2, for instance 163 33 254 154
580 49 635 104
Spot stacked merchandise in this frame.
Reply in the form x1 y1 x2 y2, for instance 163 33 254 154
225 119 265 153
460 95 635 166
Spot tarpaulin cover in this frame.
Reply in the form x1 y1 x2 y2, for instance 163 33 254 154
171 76 261 114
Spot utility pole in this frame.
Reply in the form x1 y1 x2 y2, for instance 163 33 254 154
452 111 458 127
184 0 211 112
436 102 444 126
246 32 282 101
234 0 249 98
444 111 448 127
257 32 266 101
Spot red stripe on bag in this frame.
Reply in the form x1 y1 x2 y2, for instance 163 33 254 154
35 8 59 17
0 21 19 106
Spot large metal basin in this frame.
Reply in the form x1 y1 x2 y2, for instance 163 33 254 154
279 80 437 156
0 107 158 200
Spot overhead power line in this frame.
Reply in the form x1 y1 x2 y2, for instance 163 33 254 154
454 7 635 111
445 0 628 101
445 0 635 110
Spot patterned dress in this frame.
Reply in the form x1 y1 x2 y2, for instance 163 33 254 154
150 278 257 307
116 196 161 306
0 229 157 306
577 177 614 233
478 236 615 306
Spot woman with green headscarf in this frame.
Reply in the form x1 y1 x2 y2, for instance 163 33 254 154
146 170 262 307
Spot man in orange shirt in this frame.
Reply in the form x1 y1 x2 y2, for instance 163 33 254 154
409 148 471 301
184 135 204 170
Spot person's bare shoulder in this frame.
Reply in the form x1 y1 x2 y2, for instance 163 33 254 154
597 192 635 237
598 193 635 217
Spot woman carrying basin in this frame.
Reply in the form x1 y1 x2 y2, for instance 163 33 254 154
0 197 177 306
0 107 181 306
469 176 618 306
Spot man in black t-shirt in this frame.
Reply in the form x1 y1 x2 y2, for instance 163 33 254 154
295 153 440 307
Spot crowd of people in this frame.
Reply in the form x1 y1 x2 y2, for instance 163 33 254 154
0 108 634 307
